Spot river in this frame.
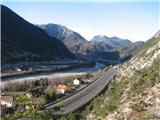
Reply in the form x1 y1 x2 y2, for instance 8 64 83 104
1 63 105 85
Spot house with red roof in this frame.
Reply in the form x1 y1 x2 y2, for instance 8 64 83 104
56 84 67 94
1 96 13 108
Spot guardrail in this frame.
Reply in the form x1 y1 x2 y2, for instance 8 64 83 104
45 68 117 115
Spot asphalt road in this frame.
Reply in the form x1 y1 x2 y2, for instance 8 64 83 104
45 67 117 115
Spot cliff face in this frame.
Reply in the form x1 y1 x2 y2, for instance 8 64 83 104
86 31 160 120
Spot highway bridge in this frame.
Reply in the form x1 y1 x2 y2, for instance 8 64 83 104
45 68 117 115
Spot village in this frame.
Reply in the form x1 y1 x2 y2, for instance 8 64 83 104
1 66 106 119
1 78 81 114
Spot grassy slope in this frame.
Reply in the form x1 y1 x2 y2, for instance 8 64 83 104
78 58 160 120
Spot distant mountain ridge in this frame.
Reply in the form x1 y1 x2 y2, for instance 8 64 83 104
1 5 74 64
37 23 86 42
91 35 132 48
39 23 143 62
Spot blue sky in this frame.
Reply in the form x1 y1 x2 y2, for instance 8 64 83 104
1 0 159 41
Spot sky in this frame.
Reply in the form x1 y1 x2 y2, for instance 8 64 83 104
1 0 159 42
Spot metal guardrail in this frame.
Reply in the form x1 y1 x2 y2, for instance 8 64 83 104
45 68 117 115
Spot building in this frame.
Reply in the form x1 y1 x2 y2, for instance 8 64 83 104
56 84 67 94
1 96 13 108
73 79 81 85
15 67 22 72
113 65 119 69
26 92 32 97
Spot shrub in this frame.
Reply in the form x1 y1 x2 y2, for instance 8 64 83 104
45 91 57 103
130 100 148 112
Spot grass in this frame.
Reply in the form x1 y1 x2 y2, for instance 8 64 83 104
128 59 160 99
134 37 159 57
92 79 129 117
130 100 148 112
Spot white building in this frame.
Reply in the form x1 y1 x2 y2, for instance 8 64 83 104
73 79 81 85
113 65 119 69
15 67 22 72
26 92 32 97
1 96 13 108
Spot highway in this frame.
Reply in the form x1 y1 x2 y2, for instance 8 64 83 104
45 67 117 115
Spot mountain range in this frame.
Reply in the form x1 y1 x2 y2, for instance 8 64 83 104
2 4 144 64
1 5 74 64
38 23 143 62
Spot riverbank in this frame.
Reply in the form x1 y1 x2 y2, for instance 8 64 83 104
1 63 105 86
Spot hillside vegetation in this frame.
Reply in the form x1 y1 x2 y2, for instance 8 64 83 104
85 31 160 120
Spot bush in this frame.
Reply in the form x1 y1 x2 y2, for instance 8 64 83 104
45 91 57 103
130 100 148 112
128 59 160 99
85 72 93 79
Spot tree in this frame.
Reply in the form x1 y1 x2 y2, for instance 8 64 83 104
45 91 57 103
34 80 40 87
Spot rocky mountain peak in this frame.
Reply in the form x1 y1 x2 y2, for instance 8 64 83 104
91 35 132 48
37 23 86 42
